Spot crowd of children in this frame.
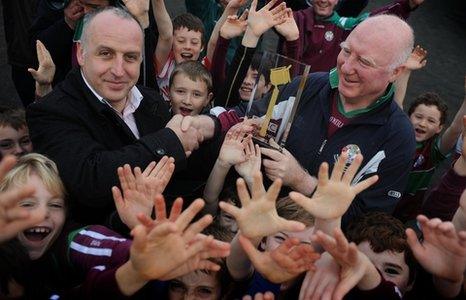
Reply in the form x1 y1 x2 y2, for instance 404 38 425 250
1 0 466 299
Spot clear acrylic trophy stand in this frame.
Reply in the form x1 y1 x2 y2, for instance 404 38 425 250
246 51 311 152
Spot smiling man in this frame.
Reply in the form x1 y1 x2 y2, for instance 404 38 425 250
26 7 217 226
258 14 416 226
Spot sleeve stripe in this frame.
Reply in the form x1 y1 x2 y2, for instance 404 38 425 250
78 229 127 242
70 241 113 257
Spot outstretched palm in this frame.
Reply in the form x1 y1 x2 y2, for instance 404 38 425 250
290 151 378 220
404 45 427 71
219 172 305 239
247 0 287 37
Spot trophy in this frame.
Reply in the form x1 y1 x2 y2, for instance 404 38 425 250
246 51 311 151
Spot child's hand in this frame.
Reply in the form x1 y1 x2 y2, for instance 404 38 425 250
0 156 45 243
312 228 380 299
246 0 287 38
408 0 424 9
122 0 150 29
226 0 248 10
243 292 275 300
274 9 299 41
239 234 320 283
406 215 466 283
64 0 84 29
404 45 427 71
112 164 154 229
129 197 227 280
141 156 175 200
289 150 378 220
235 138 261 185
28 40 55 86
219 172 305 239
220 11 249 40
218 128 248 168
299 252 340 300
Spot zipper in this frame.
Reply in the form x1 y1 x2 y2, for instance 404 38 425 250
318 139 327 155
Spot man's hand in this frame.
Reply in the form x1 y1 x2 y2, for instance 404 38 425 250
220 11 249 39
235 138 262 186
312 229 381 300
408 0 424 9
218 128 248 168
246 0 287 38
112 164 154 229
141 156 175 199
0 156 44 243
299 252 340 300
226 0 248 10
289 151 378 220
122 0 150 29
166 114 203 157
219 172 305 239
64 0 84 30
406 215 466 283
239 234 320 283
261 139 314 194
403 45 427 71
274 9 299 41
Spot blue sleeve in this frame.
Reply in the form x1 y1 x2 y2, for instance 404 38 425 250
245 271 281 297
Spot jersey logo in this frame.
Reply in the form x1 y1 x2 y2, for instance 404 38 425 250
351 150 386 184
325 31 334 42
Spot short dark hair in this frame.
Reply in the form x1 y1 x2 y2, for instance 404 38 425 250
407 92 448 125
250 51 272 85
345 212 417 284
0 106 27 130
172 13 205 46
169 60 213 94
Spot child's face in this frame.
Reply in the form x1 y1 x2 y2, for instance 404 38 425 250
16 174 66 260
170 73 212 116
313 0 339 17
173 27 203 64
239 67 271 101
358 241 411 294
218 199 238 234
264 226 314 251
168 271 221 300
409 104 443 142
0 125 33 158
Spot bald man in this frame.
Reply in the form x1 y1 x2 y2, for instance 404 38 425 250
258 15 416 226
26 7 217 226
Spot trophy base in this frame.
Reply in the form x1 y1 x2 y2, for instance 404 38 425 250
252 136 283 153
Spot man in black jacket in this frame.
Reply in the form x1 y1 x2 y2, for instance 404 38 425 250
26 7 218 226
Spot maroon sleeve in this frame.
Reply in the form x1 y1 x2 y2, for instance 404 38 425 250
282 39 300 61
73 266 132 299
211 36 231 97
422 163 466 221
370 0 413 20
347 276 402 299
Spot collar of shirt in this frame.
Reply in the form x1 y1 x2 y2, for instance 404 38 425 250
80 70 143 117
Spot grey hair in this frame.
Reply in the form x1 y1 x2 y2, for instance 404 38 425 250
80 6 144 51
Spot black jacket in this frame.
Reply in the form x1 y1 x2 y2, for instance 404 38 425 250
27 67 186 225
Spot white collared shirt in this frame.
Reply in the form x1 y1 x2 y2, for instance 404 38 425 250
81 71 142 139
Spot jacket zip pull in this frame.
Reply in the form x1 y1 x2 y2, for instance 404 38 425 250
318 139 327 155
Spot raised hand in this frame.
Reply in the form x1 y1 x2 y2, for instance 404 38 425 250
312 229 380 300
28 40 55 86
129 197 228 280
239 234 319 283
64 0 84 30
0 156 44 243
141 156 175 199
112 164 154 229
246 0 287 38
406 215 466 283
235 138 261 185
220 10 249 39
219 172 305 239
299 252 340 300
289 150 378 220
408 0 424 9
404 45 427 71
274 9 299 41
227 0 248 10
218 128 249 168
122 0 150 29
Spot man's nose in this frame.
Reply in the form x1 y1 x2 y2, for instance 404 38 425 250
111 56 125 77
340 55 356 74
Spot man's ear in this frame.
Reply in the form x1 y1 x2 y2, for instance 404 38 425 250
389 65 406 83
264 82 272 94
76 42 85 67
